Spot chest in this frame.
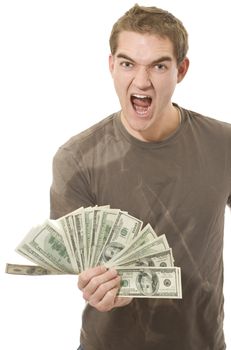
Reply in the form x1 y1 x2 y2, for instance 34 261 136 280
94 145 226 211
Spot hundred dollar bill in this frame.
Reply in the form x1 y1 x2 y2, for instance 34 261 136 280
57 214 81 273
88 208 104 267
83 207 94 268
58 206 96 271
117 266 182 299
97 211 143 265
73 209 86 271
91 208 120 267
85 205 110 268
5 263 71 276
121 248 174 268
106 234 169 268
16 227 63 272
106 223 157 265
16 221 75 273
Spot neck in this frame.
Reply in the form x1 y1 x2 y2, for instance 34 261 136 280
121 105 181 142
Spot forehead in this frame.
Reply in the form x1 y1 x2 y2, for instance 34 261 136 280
115 31 176 64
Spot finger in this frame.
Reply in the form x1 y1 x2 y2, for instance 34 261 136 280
82 268 118 298
77 265 107 290
85 275 120 302
89 287 119 312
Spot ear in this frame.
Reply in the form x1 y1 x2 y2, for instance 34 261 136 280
109 54 115 75
177 57 190 83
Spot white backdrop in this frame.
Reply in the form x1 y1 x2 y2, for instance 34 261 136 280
0 1 231 349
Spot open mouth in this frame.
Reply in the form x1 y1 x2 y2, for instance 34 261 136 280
131 94 152 115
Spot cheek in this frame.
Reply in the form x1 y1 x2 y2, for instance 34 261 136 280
114 77 129 97
113 81 127 107
157 75 178 98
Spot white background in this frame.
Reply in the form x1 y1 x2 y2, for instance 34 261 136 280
0 1 231 349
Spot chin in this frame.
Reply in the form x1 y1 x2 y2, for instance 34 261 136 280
122 108 152 129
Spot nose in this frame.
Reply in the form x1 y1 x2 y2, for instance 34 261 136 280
133 66 151 90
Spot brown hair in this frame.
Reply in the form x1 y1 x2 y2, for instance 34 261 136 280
109 4 188 65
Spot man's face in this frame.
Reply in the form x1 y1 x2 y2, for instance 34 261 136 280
109 31 188 141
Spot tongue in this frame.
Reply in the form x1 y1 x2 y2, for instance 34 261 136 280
132 97 150 107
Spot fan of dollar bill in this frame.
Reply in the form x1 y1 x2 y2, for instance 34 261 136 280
6 205 182 299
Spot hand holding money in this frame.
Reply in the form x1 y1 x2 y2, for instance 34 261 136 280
6 205 182 299
78 265 133 312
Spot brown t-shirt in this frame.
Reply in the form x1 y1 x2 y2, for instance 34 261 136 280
50 106 231 350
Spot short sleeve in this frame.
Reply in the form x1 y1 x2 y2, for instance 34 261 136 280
50 146 95 219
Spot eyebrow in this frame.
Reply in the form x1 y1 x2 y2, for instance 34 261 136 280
116 53 173 65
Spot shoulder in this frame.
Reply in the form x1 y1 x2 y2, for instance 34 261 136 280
184 107 231 128
53 112 119 163
63 112 119 150
182 107 231 138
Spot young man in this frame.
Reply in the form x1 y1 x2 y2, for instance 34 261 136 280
50 4 231 350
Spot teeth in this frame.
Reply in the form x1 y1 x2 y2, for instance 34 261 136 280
132 94 150 99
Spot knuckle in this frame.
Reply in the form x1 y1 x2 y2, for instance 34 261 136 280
88 294 99 308
107 289 116 299
98 283 108 294
78 274 88 289
82 290 89 301
89 298 101 310
90 277 99 290
88 293 114 313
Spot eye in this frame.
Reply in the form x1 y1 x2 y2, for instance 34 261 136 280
153 63 167 71
120 61 134 69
